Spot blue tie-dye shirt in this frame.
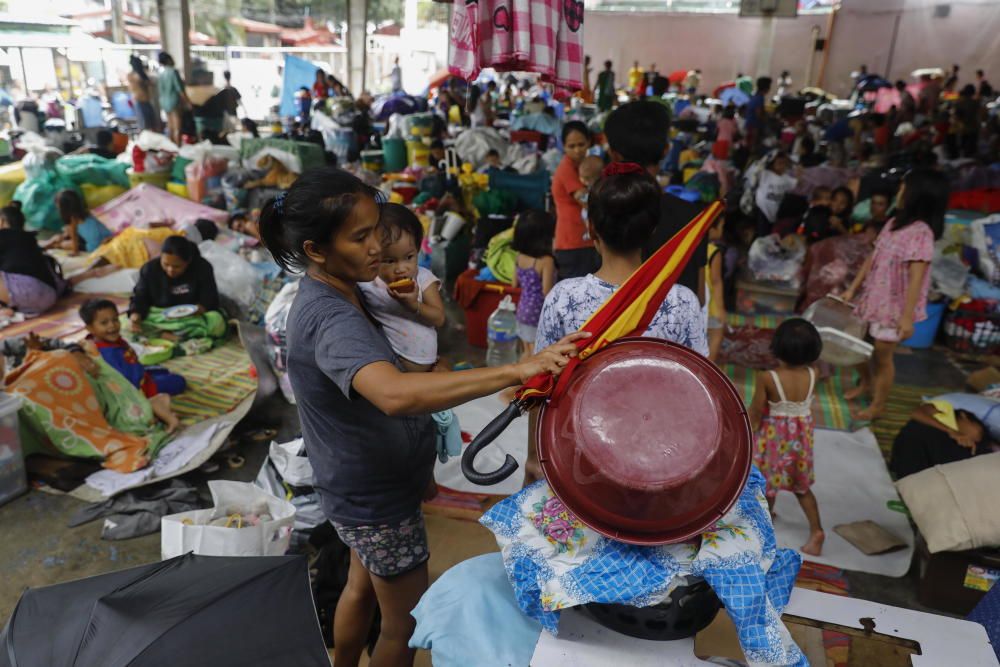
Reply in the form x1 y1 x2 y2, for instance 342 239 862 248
533 273 708 356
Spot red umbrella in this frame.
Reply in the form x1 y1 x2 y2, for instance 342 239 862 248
713 81 736 98
427 68 453 91
668 69 688 85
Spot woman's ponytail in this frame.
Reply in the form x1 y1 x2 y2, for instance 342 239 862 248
257 167 379 273
258 194 293 271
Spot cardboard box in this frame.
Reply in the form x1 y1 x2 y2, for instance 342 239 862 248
917 535 1000 615
967 366 1000 393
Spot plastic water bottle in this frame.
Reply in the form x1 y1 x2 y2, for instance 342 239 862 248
486 296 520 367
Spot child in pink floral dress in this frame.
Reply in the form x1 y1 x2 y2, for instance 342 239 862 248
749 318 825 556
843 168 947 420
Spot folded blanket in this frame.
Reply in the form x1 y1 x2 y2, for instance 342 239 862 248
129 308 227 350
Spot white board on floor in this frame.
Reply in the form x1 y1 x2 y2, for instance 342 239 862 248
772 427 914 577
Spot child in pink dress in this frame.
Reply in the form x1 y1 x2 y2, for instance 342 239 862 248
843 168 947 420
749 318 824 556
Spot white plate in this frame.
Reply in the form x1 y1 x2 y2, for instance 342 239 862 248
163 304 198 320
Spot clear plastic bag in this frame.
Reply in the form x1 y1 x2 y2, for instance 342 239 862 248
198 241 261 316
747 234 806 288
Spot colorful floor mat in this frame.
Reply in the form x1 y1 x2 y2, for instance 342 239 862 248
727 312 786 329
722 364 856 431
0 293 129 341
161 339 258 425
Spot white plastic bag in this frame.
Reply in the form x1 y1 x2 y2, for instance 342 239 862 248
254 439 325 534
454 127 508 169
198 240 261 315
161 480 295 559
135 129 179 154
265 280 300 404
931 240 970 299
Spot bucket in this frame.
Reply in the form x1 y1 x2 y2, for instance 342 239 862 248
360 150 384 173
902 301 947 349
383 138 407 172
407 140 430 168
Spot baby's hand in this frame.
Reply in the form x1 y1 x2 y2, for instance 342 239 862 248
388 284 419 310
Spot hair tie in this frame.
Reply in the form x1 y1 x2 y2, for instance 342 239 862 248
374 190 388 205
602 162 646 178
273 191 286 217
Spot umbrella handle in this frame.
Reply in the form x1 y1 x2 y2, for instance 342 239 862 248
461 400 524 486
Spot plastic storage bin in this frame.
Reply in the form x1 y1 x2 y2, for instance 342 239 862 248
735 279 799 315
803 296 873 366
904 301 947 349
941 302 999 353
454 269 521 348
0 393 26 507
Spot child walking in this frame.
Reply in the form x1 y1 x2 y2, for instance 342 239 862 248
842 168 947 420
258 167 583 667
358 203 446 372
510 211 557 356
748 318 825 556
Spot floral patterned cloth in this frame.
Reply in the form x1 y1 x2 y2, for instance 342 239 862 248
854 219 934 329
5 350 167 472
754 369 816 499
755 413 816 498
480 469 806 667
533 274 708 356
331 511 429 578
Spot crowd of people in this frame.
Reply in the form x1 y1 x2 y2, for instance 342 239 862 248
3 41 1000 665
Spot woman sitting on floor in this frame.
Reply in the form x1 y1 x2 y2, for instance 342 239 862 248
127 235 226 349
0 202 67 318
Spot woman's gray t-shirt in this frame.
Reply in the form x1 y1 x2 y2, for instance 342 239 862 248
286 276 436 527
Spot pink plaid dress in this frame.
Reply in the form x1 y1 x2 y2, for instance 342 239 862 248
754 368 816 499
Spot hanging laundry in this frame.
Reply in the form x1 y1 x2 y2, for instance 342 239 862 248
449 0 583 91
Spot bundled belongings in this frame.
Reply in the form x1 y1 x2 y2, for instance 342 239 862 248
0 553 331 667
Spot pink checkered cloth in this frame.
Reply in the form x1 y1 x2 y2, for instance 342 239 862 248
449 0 583 91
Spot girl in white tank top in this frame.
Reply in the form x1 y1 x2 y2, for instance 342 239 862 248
748 319 825 557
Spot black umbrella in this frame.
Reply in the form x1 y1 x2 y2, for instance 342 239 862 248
0 554 331 667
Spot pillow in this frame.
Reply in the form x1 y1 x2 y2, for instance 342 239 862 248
932 393 1000 440
896 452 1000 553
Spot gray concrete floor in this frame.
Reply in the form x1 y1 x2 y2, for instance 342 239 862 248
0 298 972 630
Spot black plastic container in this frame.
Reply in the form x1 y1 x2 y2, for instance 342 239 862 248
583 577 722 641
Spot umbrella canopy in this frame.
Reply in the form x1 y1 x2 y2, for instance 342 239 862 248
668 69 688 85
0 554 331 667
372 93 424 121
712 81 736 98
427 68 453 91
720 87 751 107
